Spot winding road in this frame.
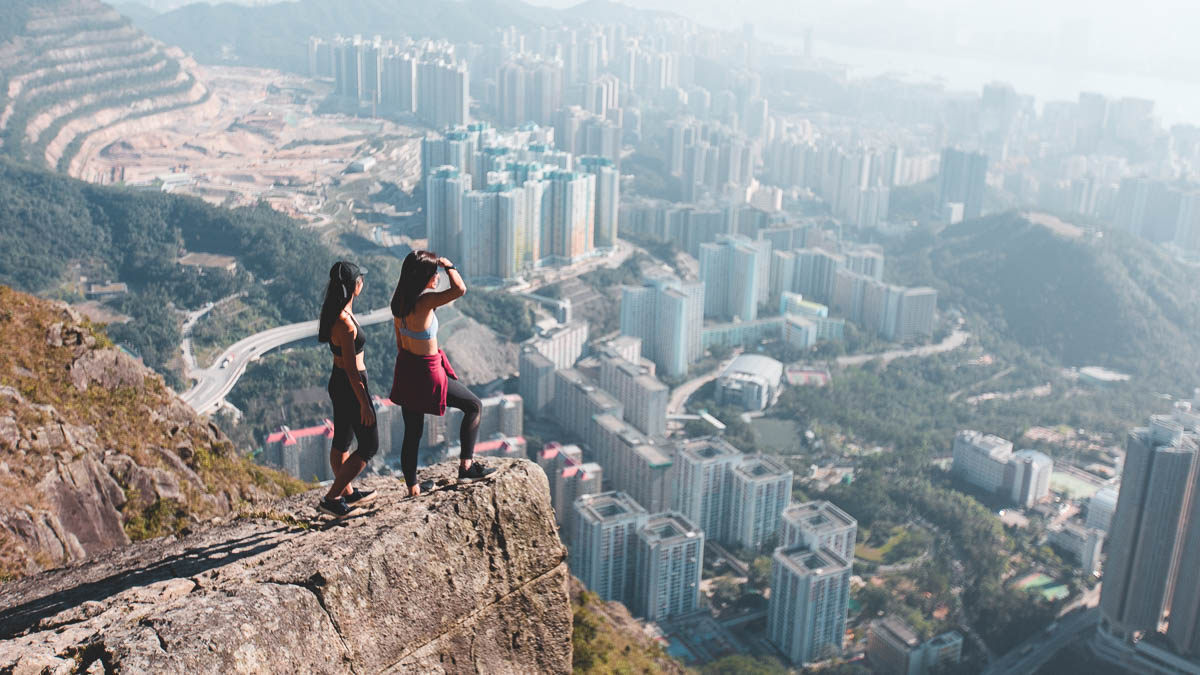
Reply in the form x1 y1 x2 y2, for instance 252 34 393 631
180 307 393 415
835 329 971 367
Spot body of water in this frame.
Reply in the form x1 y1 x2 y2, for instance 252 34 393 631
773 35 1200 127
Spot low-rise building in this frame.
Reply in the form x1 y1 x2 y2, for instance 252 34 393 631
867 617 964 675
715 354 784 411
1048 521 1105 575
261 421 335 482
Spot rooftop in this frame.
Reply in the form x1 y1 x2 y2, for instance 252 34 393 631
734 455 791 480
775 543 849 576
680 437 741 463
873 616 921 648
782 500 857 533
957 430 1014 458
265 420 333 444
577 492 646 523
721 354 784 382
633 443 673 469
639 513 701 545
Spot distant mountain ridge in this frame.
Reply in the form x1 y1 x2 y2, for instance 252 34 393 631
0 0 214 174
893 211 1200 384
134 0 671 73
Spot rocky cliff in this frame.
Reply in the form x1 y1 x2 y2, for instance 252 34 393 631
0 459 572 674
0 286 304 579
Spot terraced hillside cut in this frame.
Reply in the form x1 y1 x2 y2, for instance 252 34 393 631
0 0 213 176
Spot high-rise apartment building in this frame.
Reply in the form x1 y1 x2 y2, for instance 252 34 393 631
938 148 988 221
729 455 794 550
579 156 619 249
529 320 589 371
498 56 564 127
552 369 624 445
699 234 768 322
620 274 704 377
597 351 668 438
519 346 556 417
1101 413 1200 641
591 414 673 513
572 492 648 605
425 166 470 262
633 513 704 622
460 184 529 281
541 170 596 263
767 543 851 665
673 437 743 543
781 501 858 562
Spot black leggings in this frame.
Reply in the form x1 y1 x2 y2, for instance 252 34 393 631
328 368 379 461
400 379 481 486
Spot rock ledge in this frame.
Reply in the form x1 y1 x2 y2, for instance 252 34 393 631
0 459 571 674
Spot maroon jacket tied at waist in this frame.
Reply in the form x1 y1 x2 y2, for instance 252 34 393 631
389 348 458 415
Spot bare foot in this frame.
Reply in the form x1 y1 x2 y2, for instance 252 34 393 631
408 484 421 498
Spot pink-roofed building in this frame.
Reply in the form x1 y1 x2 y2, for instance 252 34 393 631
537 442 603 544
261 421 336 482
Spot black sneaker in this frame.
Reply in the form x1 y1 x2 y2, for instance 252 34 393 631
404 479 436 497
458 462 496 483
345 487 376 507
318 496 358 518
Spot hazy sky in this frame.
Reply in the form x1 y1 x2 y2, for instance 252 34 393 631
528 0 1200 123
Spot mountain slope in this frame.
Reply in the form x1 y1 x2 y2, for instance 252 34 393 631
135 0 674 74
0 286 305 580
0 0 214 174
891 211 1200 383
0 158 396 385
139 0 540 73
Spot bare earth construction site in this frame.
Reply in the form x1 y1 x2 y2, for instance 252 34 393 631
78 66 423 233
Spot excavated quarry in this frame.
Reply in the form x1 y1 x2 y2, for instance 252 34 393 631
0 0 213 174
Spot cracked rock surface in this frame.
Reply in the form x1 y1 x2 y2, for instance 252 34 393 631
0 459 571 674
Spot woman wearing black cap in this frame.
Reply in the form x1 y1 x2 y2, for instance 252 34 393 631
316 261 379 517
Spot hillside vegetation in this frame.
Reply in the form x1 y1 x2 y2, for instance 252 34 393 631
888 211 1200 385
0 0 211 173
0 286 305 579
0 158 394 386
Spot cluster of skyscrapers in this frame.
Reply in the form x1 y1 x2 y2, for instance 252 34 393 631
519 312 863 665
309 35 469 128
614 227 933 378
421 122 619 281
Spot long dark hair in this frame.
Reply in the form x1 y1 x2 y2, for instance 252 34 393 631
318 261 363 343
391 250 439 319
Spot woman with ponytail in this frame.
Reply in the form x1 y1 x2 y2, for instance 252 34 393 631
389 250 493 497
316 261 378 517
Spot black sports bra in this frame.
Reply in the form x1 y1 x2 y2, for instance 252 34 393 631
330 314 365 356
